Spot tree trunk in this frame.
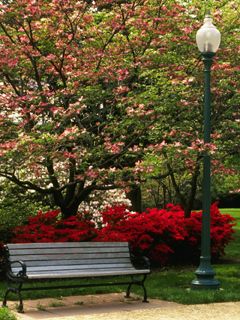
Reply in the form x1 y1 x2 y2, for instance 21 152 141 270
59 202 80 218
183 161 200 218
162 184 167 207
164 157 201 218
183 205 192 219
127 185 142 213
52 184 94 218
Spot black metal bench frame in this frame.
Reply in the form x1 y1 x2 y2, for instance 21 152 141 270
2 242 150 313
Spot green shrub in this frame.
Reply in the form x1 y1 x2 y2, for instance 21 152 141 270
0 182 52 243
0 308 17 320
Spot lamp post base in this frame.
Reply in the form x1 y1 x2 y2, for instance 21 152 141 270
191 256 220 289
191 278 220 289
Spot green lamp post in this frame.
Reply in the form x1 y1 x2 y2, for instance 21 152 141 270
191 14 221 289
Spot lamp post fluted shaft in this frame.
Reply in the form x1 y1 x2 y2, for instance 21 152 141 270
191 52 220 289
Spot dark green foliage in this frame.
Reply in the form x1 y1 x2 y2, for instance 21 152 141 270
0 181 52 243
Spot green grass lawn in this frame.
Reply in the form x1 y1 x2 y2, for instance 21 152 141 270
0 208 239 306
220 208 240 260
133 207 240 303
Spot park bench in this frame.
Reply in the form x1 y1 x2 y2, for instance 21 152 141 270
2 242 150 312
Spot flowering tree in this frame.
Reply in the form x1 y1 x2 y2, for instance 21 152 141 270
136 1 240 216
0 0 238 217
0 0 186 217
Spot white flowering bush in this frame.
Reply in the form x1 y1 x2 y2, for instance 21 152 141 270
78 188 132 227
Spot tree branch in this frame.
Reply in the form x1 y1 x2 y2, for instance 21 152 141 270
0 171 53 194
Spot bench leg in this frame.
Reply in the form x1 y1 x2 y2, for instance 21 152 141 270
141 280 149 303
138 275 149 303
2 288 11 308
125 283 132 299
2 284 24 313
125 275 149 303
16 283 24 313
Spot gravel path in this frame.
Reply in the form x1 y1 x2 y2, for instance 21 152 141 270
9 293 240 320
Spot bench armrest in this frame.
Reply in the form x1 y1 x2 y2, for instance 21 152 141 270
6 260 27 281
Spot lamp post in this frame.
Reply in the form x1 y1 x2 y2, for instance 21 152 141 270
191 14 221 289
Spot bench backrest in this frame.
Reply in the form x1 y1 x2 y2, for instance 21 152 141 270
5 242 134 273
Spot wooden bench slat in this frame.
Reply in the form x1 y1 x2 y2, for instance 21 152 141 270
9 247 129 255
11 263 134 273
13 258 131 267
26 268 150 279
9 252 130 261
18 257 131 267
7 242 129 249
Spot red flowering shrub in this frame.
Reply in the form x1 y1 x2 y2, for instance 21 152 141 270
178 203 236 263
10 203 235 267
101 205 130 226
12 210 97 243
95 204 188 265
95 203 235 265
